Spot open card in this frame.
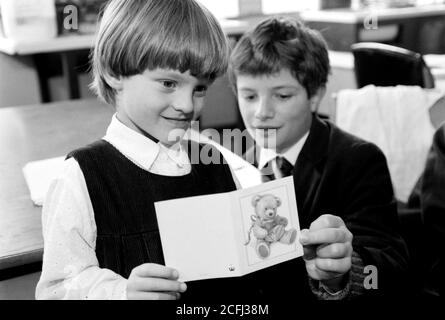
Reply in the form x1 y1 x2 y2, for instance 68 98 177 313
155 176 303 282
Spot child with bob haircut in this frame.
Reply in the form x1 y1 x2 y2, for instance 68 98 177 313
36 0 238 300
228 17 410 299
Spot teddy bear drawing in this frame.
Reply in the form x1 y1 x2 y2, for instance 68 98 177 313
245 194 297 259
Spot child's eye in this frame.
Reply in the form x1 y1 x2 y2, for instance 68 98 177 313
243 95 256 102
194 85 208 97
160 80 177 89
276 94 292 100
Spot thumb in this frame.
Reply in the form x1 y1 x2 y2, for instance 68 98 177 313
299 229 310 245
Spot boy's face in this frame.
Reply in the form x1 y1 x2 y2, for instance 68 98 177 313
236 68 325 153
114 68 210 145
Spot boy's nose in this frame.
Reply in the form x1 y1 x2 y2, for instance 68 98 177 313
172 94 195 114
255 97 274 120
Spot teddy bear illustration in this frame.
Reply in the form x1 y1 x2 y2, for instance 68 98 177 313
245 194 297 259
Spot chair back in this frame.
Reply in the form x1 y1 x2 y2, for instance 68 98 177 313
351 42 435 89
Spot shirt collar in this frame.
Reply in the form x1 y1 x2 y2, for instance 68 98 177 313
258 131 309 170
103 114 186 171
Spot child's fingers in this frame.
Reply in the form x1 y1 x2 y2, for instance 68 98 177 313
309 214 345 231
316 242 352 259
314 257 351 274
129 291 179 300
133 263 179 279
300 227 352 245
133 277 187 293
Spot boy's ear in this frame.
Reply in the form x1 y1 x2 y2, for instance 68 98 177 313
309 86 327 113
104 74 124 91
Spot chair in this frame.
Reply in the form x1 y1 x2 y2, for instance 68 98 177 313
334 86 445 296
351 42 435 89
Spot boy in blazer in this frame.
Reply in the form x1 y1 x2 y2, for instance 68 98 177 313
229 17 410 299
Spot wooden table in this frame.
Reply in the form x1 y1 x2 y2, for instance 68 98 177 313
0 99 114 271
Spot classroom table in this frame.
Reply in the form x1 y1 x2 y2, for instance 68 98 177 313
0 99 114 272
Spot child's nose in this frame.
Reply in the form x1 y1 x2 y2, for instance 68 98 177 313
173 93 194 114
255 97 274 120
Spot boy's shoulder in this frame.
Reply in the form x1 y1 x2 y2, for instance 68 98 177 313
322 118 387 166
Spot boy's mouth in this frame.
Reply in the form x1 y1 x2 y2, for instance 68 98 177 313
162 116 192 126
254 126 279 130
252 126 281 133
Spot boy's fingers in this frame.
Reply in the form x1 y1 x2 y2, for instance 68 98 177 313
316 243 352 259
315 257 351 274
133 278 187 293
300 227 352 245
133 263 179 279
309 214 345 231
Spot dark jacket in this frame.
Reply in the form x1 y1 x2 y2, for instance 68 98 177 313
246 115 410 298
419 124 445 297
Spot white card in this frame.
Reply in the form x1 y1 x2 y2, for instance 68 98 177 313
155 176 303 282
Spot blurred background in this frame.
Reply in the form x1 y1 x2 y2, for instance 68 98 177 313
1 0 445 125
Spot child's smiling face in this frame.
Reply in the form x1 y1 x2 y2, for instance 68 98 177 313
114 68 210 145
236 68 325 153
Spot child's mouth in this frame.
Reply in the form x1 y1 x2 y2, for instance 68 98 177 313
162 116 192 127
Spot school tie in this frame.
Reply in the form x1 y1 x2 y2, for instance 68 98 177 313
276 156 294 177
261 156 294 182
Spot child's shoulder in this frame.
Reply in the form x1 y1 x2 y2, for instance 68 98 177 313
67 139 117 160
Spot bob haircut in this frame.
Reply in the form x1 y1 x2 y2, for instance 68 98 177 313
229 17 331 98
91 0 229 105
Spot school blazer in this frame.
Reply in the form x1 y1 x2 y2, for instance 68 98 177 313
419 124 445 297
245 114 410 296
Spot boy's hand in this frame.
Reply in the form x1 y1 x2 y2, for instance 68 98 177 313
299 214 353 291
127 263 187 300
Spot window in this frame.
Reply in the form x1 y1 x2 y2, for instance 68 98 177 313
262 0 320 14
198 0 239 19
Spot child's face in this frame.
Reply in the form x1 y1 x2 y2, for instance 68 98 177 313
115 68 210 145
236 68 324 153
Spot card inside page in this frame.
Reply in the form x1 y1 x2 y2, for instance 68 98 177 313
155 192 241 282
233 176 304 275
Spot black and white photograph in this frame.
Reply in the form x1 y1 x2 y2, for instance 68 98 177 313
0 0 444 312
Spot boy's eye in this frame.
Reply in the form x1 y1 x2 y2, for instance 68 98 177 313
276 93 292 100
194 85 208 96
242 94 256 101
160 80 177 89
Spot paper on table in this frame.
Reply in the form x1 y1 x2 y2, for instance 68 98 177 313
22 156 65 206
155 176 303 282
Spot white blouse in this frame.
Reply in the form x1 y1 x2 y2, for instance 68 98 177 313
35 115 207 300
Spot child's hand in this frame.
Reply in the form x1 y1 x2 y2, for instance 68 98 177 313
127 263 187 300
299 214 353 291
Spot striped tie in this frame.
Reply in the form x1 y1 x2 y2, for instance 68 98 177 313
261 156 293 182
